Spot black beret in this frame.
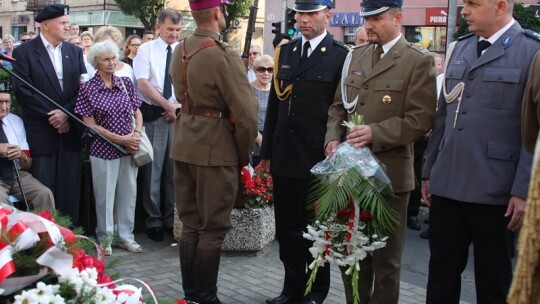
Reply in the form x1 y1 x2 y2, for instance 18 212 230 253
35 4 70 23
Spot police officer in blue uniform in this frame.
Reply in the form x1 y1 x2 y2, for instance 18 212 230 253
422 0 540 302
260 0 349 303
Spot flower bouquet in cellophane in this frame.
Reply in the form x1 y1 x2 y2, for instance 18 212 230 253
303 114 398 304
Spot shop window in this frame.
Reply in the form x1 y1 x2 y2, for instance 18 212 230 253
405 26 447 52
12 26 27 41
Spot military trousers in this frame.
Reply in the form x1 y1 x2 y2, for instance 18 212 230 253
174 161 238 250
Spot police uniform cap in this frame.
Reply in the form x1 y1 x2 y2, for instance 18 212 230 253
35 4 70 23
189 0 230 10
294 0 334 13
360 0 402 17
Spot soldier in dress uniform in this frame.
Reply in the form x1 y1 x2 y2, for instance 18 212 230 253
325 0 436 303
421 0 540 302
260 1 349 303
169 0 258 303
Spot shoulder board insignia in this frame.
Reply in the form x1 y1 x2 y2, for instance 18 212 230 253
457 32 475 41
523 29 540 42
285 37 300 45
332 39 350 51
408 43 429 54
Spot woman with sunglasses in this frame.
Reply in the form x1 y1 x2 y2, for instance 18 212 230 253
250 54 274 166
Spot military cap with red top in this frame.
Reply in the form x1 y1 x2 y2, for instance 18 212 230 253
189 0 231 10
360 0 402 17
35 4 70 23
294 0 334 13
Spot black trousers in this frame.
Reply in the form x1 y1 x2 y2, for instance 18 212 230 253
273 174 330 302
427 195 514 304
32 139 81 226
407 137 427 218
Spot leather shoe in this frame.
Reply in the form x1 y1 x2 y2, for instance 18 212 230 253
407 216 421 230
266 294 301 304
147 227 163 242
420 228 429 239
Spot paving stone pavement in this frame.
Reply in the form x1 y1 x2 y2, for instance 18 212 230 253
108 233 470 304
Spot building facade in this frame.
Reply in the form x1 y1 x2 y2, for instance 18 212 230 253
262 0 540 56
0 0 146 41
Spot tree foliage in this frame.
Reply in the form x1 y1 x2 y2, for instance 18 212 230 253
226 0 252 28
115 0 166 30
454 2 540 39
222 0 252 42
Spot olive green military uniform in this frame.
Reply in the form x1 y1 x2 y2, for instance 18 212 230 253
169 27 258 303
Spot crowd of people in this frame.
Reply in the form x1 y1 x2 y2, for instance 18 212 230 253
0 0 539 303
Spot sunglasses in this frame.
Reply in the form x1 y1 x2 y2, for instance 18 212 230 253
20 39 29 42
256 67 273 73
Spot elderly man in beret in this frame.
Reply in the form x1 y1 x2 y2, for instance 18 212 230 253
0 80 55 210
12 4 86 225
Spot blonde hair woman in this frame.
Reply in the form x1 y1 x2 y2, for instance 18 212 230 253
87 26 134 83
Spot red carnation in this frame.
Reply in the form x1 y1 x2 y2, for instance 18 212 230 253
360 211 372 222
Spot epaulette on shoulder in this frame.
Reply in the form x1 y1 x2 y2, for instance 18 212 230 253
285 37 300 45
333 40 351 51
407 43 430 54
457 32 475 41
351 43 371 53
523 29 540 42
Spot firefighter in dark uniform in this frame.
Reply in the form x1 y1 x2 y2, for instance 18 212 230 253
169 0 258 303
260 0 349 303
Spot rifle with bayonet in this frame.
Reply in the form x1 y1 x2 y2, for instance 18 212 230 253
241 0 259 68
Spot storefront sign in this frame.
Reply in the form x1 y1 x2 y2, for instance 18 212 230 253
10 15 30 25
330 13 363 27
425 8 448 26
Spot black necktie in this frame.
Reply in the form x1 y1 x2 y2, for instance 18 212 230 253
163 45 172 100
373 45 384 67
301 41 310 63
0 122 14 186
477 40 491 57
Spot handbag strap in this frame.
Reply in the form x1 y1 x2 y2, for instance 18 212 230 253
119 77 139 129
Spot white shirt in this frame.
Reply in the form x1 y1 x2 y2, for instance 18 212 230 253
301 31 328 58
479 18 515 52
247 67 256 83
2 114 29 151
40 34 63 91
133 37 178 105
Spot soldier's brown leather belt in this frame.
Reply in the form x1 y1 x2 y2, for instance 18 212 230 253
182 105 229 119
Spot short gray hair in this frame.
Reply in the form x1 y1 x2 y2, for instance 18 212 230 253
158 8 182 25
86 40 119 69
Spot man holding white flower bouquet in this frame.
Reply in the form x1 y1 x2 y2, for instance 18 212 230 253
325 0 436 303
260 0 349 303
